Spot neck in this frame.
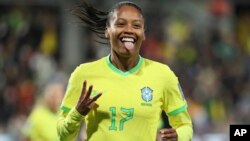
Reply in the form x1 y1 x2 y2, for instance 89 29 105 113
110 52 139 72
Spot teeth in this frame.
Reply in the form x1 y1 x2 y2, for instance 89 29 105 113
122 37 134 42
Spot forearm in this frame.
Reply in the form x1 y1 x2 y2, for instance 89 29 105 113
57 108 84 141
176 124 193 141
168 110 193 141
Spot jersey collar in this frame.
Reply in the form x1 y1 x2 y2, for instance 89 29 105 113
106 54 143 76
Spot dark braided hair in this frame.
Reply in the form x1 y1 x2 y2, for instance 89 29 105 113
71 0 144 44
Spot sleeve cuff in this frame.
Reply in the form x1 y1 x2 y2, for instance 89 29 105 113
68 108 85 122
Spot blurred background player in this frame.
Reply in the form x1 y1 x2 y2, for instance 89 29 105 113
21 82 65 141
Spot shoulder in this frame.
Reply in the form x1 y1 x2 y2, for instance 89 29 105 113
28 105 48 120
72 57 106 75
78 57 105 70
142 57 175 76
141 57 179 83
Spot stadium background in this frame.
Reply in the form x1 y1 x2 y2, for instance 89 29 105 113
0 0 250 141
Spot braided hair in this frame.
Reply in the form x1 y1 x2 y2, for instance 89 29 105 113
71 0 144 44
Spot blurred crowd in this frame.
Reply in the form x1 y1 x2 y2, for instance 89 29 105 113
0 3 68 141
1 0 250 141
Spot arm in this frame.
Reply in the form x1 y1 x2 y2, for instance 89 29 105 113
158 110 193 141
170 109 193 141
57 108 84 141
160 69 193 141
57 80 102 141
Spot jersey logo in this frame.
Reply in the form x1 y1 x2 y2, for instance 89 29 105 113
141 87 153 102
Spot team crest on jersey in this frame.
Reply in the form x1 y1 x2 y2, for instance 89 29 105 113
141 87 153 102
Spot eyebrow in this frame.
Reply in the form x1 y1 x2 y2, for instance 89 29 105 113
116 18 144 23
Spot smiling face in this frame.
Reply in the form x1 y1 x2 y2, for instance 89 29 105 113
105 5 145 58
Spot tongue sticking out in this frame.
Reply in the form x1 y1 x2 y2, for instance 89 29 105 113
124 42 134 50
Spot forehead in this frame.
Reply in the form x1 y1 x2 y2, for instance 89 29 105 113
111 5 144 21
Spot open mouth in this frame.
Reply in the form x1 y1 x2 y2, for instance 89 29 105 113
120 37 136 50
121 37 135 43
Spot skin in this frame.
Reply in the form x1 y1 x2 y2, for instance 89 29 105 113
76 80 102 116
75 5 177 141
44 83 65 112
158 128 178 141
105 5 145 72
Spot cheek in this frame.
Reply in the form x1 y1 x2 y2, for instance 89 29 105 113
140 31 146 40
108 30 119 41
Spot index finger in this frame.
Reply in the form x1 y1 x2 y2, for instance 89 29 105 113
84 85 93 101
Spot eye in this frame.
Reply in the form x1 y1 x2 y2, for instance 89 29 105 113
115 20 126 27
116 23 125 27
133 24 142 29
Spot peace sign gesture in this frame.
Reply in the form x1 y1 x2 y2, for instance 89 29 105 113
76 80 102 116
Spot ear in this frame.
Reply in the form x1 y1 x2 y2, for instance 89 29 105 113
105 27 110 38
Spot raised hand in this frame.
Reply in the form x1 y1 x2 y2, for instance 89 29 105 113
76 80 102 116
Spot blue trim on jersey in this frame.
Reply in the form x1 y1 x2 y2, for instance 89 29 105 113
106 54 143 76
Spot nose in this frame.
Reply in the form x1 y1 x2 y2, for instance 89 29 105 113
124 24 133 33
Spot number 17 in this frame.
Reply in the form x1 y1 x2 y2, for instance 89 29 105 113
109 107 134 131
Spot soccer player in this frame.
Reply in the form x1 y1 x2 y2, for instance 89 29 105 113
21 82 65 141
57 1 193 141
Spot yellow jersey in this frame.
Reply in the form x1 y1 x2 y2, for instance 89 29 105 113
23 104 60 141
60 55 188 141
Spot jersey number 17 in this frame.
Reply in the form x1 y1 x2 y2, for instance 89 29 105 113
109 107 134 131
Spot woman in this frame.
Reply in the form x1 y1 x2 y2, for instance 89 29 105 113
57 1 193 141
